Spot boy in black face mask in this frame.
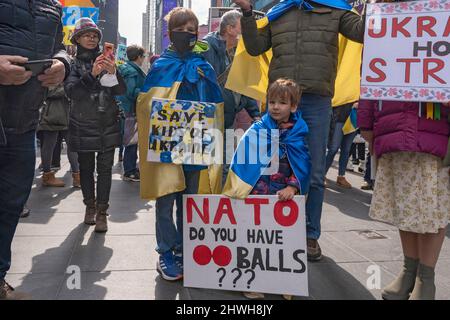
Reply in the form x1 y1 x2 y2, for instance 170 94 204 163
138 8 224 282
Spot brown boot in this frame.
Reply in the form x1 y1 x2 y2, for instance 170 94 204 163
42 171 65 187
95 204 109 233
0 280 31 300
84 199 96 226
336 176 352 189
307 238 322 262
72 172 81 188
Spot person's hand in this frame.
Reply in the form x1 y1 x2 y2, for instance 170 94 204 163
91 55 105 77
361 130 374 154
0 55 32 85
101 57 116 74
233 0 252 11
38 59 66 87
277 186 297 201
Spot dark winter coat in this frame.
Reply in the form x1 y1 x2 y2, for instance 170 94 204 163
37 84 70 132
241 4 365 97
65 47 126 153
0 0 70 134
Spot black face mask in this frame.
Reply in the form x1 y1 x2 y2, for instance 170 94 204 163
170 31 197 55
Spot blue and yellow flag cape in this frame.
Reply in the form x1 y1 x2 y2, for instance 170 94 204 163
223 111 311 199
136 43 224 200
226 0 363 107
342 106 358 135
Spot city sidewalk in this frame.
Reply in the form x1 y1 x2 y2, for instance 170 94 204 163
8 151 450 300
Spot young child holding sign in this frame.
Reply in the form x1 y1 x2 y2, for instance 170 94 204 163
137 8 224 282
224 78 311 299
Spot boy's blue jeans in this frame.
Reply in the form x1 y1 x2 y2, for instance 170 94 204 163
299 94 332 241
155 169 200 254
0 131 36 281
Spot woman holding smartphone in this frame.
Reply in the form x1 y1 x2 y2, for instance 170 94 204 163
65 18 126 233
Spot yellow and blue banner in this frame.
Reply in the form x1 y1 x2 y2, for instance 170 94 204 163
223 111 311 199
137 45 224 200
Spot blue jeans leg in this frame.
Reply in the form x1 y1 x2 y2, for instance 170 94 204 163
174 170 200 254
155 169 200 254
338 131 358 176
0 131 36 281
325 122 344 175
299 94 332 240
123 144 138 176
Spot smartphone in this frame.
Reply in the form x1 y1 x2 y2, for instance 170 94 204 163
20 59 53 76
103 42 115 61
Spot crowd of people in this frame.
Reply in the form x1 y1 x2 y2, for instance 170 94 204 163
0 0 449 301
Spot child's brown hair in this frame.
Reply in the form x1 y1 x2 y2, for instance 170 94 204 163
268 79 302 107
165 7 199 33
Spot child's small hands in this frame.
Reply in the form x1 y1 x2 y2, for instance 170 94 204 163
277 186 298 201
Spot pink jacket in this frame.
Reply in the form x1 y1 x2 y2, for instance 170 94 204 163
358 100 450 159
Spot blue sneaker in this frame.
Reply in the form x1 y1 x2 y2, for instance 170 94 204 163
157 251 183 281
174 252 183 272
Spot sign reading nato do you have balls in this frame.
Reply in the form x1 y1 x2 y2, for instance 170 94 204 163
183 195 308 297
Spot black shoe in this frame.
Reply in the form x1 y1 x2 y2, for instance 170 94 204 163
20 206 31 218
361 181 374 190
123 172 140 182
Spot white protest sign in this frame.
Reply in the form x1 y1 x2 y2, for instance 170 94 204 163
361 0 450 102
183 195 308 297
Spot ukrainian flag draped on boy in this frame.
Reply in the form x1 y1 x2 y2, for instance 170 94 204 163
226 0 363 106
223 110 311 199
136 43 224 200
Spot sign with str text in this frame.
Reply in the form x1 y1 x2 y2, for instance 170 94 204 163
147 98 217 165
361 0 450 102
183 195 308 297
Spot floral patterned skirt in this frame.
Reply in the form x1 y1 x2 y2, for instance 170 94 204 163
370 152 450 234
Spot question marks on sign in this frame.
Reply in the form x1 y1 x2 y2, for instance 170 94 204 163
217 268 226 287
217 268 256 288
245 269 256 289
231 268 243 288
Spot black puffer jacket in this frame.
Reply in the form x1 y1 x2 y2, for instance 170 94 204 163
0 0 70 134
65 47 126 153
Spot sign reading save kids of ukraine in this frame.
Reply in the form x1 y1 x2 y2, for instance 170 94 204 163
361 0 450 102
147 98 217 166
183 195 308 297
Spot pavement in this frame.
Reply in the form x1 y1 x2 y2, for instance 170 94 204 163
7 150 450 300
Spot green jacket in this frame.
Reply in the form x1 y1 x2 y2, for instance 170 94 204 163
38 84 70 132
241 5 365 97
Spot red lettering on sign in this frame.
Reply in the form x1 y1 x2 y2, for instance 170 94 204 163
366 58 387 83
245 198 270 226
444 17 450 37
213 198 237 225
368 18 387 38
396 58 421 83
392 17 412 38
423 59 446 84
187 197 209 224
274 200 299 227
417 16 437 37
